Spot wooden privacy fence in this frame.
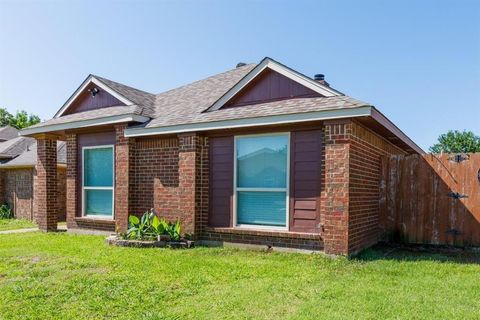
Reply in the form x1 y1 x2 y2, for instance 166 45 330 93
380 153 480 247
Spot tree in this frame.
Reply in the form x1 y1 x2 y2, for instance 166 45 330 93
429 130 480 154
0 108 41 129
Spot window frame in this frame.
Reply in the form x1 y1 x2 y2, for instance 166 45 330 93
81 144 115 219
233 132 290 231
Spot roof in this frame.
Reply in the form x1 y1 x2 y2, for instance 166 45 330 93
25 105 148 131
0 136 35 158
0 141 66 168
0 126 18 141
20 57 423 154
92 75 156 117
147 95 368 129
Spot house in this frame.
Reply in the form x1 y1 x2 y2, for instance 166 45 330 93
0 126 66 221
20 57 422 255
0 125 20 142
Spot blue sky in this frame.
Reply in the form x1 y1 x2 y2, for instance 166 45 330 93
0 0 479 151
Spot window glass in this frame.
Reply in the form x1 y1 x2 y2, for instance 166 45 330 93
236 134 288 227
83 146 114 217
237 135 288 188
237 191 286 226
84 147 113 187
85 189 113 216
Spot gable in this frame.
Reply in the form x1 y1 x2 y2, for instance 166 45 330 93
224 69 322 108
207 57 341 112
62 82 126 116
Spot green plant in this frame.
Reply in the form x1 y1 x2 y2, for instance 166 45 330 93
125 210 159 240
125 210 182 241
0 204 13 219
161 220 181 241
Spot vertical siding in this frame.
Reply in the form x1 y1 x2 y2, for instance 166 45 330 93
63 83 125 115
225 69 321 107
289 130 322 233
208 136 234 227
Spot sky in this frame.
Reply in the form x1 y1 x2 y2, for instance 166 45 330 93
0 0 479 151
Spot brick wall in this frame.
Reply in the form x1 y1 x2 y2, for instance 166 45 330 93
57 167 66 221
322 120 406 255
132 137 180 218
35 138 58 231
131 134 206 234
322 120 351 255
195 136 209 236
3 168 34 220
114 124 134 232
66 133 78 229
348 122 406 254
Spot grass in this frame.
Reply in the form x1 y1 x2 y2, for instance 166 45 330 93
0 233 479 320
0 219 36 231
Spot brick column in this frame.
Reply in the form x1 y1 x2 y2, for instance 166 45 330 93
66 134 77 229
178 133 199 235
35 137 58 231
323 120 352 255
114 124 134 232
195 136 209 236
0 169 4 205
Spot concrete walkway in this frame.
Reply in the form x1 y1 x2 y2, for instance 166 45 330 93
0 224 113 236
0 228 39 235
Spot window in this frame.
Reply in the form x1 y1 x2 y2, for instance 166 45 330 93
234 133 289 229
82 145 114 218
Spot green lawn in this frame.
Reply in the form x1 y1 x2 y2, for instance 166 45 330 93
0 233 479 320
0 219 36 231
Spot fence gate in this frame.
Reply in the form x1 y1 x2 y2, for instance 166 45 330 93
380 153 480 246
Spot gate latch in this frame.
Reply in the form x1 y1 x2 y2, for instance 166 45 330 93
447 192 468 199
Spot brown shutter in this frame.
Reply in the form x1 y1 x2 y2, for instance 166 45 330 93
289 130 322 233
209 136 234 227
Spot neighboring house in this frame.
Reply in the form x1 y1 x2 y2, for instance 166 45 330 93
0 125 20 142
21 57 422 255
0 127 66 221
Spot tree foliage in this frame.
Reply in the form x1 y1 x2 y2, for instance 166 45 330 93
0 108 41 129
429 130 480 154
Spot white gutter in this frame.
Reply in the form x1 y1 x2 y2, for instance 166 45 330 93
20 114 150 136
124 106 373 137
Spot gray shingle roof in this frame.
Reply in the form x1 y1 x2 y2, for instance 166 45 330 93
0 136 35 158
147 96 368 128
0 141 66 167
0 126 19 141
22 61 370 134
147 64 258 127
26 105 143 130
93 75 156 118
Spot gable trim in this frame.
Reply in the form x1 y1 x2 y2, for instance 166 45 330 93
206 57 342 112
54 76 134 118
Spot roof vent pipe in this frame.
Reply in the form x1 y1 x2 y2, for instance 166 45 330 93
314 74 330 87
236 62 247 68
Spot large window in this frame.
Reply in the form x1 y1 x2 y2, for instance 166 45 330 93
234 133 289 229
82 145 114 218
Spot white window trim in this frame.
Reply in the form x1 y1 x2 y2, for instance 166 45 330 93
82 145 115 219
233 132 290 231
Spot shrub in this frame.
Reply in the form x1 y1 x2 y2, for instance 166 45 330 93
0 204 13 219
125 209 182 241
161 220 181 242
